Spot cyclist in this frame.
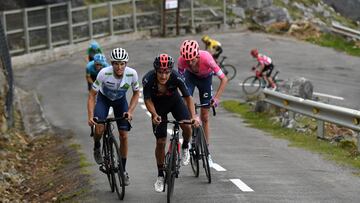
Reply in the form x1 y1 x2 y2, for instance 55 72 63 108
86 40 103 62
250 48 276 89
178 40 228 166
142 53 199 193
201 35 223 61
85 53 109 91
87 47 140 186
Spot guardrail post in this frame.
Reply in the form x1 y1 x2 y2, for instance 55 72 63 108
108 2 113 36
46 5 52 49
88 5 93 39
223 0 227 30
317 120 324 139
132 0 137 32
23 8 30 53
190 0 195 34
1 12 6 33
357 132 360 152
67 2 73 44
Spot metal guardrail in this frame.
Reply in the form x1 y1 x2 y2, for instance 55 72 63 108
0 0 226 56
331 22 360 40
262 89 360 151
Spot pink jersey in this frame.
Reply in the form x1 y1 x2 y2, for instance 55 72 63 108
257 54 272 66
178 50 225 79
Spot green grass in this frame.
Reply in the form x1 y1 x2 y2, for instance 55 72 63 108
69 144 93 174
222 100 360 172
306 33 360 57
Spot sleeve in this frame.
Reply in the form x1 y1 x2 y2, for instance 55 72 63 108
177 56 186 76
131 70 140 91
142 72 152 100
86 63 91 75
207 54 225 79
174 72 190 97
92 70 104 91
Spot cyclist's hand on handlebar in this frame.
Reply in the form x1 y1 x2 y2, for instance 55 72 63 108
190 118 200 127
152 115 162 125
251 66 256 71
123 112 132 121
88 117 96 126
210 97 219 108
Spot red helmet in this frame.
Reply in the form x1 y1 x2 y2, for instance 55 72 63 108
153 53 174 71
250 49 259 57
180 40 199 60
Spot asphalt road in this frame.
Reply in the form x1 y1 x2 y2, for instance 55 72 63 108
14 31 360 202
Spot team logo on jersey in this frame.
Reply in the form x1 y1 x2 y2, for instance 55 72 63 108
122 83 130 90
203 93 209 98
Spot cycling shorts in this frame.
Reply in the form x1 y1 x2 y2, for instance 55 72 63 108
94 92 131 131
152 96 190 139
263 63 274 77
184 71 213 106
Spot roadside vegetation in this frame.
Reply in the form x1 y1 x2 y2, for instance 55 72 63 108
222 100 360 174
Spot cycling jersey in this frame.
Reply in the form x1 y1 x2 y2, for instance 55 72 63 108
92 66 140 101
142 70 190 100
87 48 102 61
206 39 222 58
86 61 110 81
142 69 191 139
257 54 272 66
178 50 225 79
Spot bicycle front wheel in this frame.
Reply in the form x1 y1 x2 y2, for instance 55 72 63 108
190 127 200 177
166 139 177 203
102 137 115 192
242 76 261 95
109 136 125 200
198 126 211 183
223 64 237 81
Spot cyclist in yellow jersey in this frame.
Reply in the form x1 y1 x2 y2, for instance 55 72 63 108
201 35 223 61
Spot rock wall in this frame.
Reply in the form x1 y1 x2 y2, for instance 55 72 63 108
323 0 360 21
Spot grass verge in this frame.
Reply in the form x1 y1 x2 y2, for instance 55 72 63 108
222 100 360 173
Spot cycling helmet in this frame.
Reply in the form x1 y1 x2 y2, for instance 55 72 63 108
110 48 129 62
89 40 100 50
93 53 107 66
180 40 199 61
153 53 174 71
201 35 210 43
250 49 259 57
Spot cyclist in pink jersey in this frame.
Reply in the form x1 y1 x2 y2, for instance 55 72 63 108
178 39 228 166
251 48 276 89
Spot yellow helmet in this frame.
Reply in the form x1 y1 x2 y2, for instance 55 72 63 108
201 35 210 42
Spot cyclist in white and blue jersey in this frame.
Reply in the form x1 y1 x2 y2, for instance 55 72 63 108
87 48 140 186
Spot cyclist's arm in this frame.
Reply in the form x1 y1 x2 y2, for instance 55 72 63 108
183 95 196 120
86 74 93 83
87 89 97 126
213 75 228 103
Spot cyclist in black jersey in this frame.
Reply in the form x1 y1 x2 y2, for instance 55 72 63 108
142 53 199 193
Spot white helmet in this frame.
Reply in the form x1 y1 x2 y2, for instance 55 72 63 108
110 48 129 62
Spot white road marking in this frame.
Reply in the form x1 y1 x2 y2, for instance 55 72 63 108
211 163 226 171
140 104 147 110
239 83 260 87
146 111 151 117
230 179 254 192
138 98 144 103
313 92 344 100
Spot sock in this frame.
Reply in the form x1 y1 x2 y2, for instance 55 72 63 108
122 158 127 171
182 140 189 149
157 164 164 177
94 140 101 149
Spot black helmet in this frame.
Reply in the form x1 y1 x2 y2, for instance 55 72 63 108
153 53 174 71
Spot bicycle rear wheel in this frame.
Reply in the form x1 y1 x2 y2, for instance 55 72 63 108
242 76 261 95
190 127 199 177
102 137 115 192
198 126 211 183
166 139 177 203
223 64 237 81
109 136 125 200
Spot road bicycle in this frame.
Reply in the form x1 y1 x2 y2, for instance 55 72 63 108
241 67 284 95
91 116 130 200
162 120 193 203
189 103 216 183
218 56 237 81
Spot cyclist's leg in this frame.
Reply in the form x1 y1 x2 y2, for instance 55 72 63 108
266 64 276 88
171 96 191 147
93 93 111 141
184 71 196 96
112 97 131 171
198 75 213 145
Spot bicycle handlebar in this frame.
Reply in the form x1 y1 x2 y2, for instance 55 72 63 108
93 115 129 124
161 119 194 125
194 103 216 116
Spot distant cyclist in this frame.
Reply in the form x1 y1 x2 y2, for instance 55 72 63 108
250 48 276 89
86 40 103 62
87 47 140 186
142 53 198 193
201 35 223 61
85 53 109 91
178 40 228 166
